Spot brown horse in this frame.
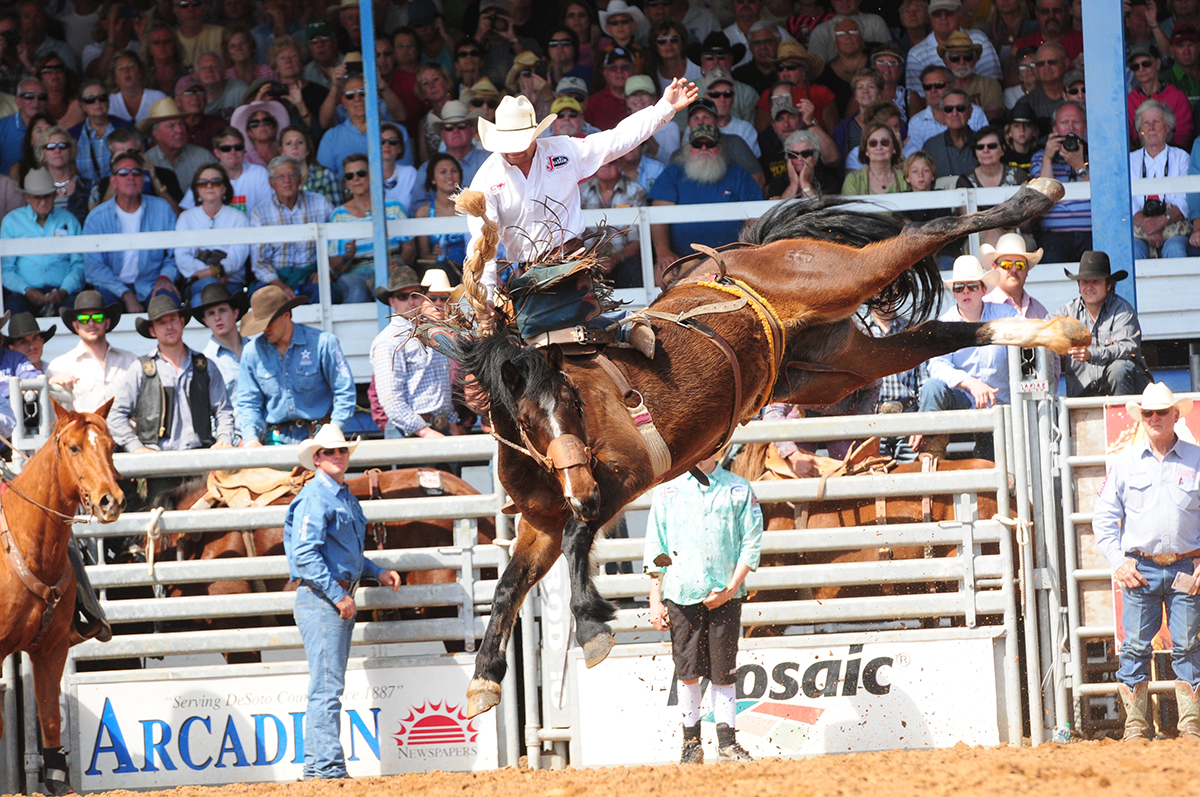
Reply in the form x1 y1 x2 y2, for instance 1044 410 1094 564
441 180 1090 718
139 468 495 657
0 400 124 795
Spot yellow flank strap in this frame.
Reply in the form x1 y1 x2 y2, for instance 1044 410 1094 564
696 277 783 413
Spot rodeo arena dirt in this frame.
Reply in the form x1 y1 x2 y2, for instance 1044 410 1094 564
6 181 1200 797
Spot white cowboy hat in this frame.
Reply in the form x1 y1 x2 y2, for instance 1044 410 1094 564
478 95 556 153
297 424 360 471
421 268 456 294
599 0 648 40
942 255 1002 290
979 232 1044 270
1125 382 1194 419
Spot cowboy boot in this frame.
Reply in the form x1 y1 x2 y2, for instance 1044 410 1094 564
1177 681 1200 739
69 542 112 643
1119 682 1152 741
716 722 753 762
680 722 703 765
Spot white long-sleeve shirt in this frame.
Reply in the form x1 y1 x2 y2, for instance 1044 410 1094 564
174 204 252 280
466 96 677 292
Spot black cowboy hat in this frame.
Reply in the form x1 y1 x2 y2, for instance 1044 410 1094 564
373 266 423 304
1064 251 1128 282
686 32 747 67
60 290 123 333
136 294 191 339
192 282 249 317
6 312 55 343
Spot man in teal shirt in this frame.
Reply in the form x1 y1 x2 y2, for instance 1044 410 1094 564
645 455 762 765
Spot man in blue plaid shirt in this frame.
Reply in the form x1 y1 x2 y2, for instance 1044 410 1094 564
858 302 926 462
249 155 333 303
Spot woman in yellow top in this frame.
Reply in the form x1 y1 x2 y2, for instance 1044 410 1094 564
840 120 908 196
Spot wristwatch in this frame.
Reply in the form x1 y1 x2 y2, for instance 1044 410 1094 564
1076 166 1089 178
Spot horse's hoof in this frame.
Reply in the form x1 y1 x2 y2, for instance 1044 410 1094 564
466 678 501 718
1025 177 1064 204
582 632 615 668
1060 317 1091 347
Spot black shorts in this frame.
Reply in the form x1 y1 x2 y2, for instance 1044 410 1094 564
666 599 743 686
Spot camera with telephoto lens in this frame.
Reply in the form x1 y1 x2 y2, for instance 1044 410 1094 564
1062 133 1080 152
1142 197 1167 217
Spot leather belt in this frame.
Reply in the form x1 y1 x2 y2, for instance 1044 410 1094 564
1126 550 1200 566
420 411 450 432
296 578 358 596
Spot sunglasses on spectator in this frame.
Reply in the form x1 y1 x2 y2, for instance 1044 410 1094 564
114 167 144 177
345 169 369 180
548 40 573 48
1066 86 1085 95
195 177 225 187
874 57 901 68
81 95 108 104
646 0 670 6
777 61 803 71
319 447 350 455
429 294 449 303
656 35 681 45
866 137 891 148
607 15 633 25
344 89 367 100
942 103 969 114
558 110 579 118
708 90 734 98
922 81 947 91
19 92 48 101
310 34 332 44
457 49 482 57
76 313 106 324
43 142 70 150
995 259 1027 271
834 29 860 36
951 282 983 293
176 0 202 7
1035 58 1063 67
216 143 245 152
181 86 206 95
785 148 815 159
702 53 727 62
691 139 718 150
395 291 426 300
1131 59 1157 70
247 117 277 128
470 97 500 108
382 137 403 146
442 122 469 131
947 53 974 63
1141 408 1172 418
40 64 65 73
974 141 1000 150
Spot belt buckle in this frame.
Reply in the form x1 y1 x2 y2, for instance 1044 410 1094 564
879 400 904 414
1151 553 1181 566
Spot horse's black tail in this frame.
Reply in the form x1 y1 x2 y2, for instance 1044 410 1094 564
741 197 943 324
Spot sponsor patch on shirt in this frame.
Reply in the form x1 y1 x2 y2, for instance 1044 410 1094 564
299 349 313 367
546 154 569 172
731 485 748 501
489 182 506 192
662 486 677 496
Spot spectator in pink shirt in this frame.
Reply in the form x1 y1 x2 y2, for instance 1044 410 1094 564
1127 42 1194 148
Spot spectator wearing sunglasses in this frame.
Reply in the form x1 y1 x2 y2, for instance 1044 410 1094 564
1011 0 1084 64
412 101 487 211
83 150 181 314
378 122 419 215
938 31 1003 124
920 88 978 180
1023 41 1068 124
905 0 1001 104
806 0 888 63
0 79 50 175
732 21 781 98
1 168 85 318
701 68 759 156
174 74 225 151
545 26 591 91
175 163 251 302
141 97 212 187
190 127 269 213
587 47 639 131
316 74 408 181
1052 252 1152 398
903 64 988 156
980 233 1048 320
912 255 1016 461
89 125 185 210
327 154 414 304
46 290 136 414
1162 24 1200 106
955 125 1028 193
32 126 93 226
71 78 132 183
1127 42 1194 149
841 120 906 196
770 128 822 199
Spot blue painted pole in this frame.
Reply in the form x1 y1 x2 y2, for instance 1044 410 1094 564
1082 0 1136 309
360 0 391 329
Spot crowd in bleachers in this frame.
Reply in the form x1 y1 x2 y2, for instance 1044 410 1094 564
0 0 1189 461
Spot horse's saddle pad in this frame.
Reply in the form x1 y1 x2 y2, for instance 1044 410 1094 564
190 466 312 510
507 261 602 340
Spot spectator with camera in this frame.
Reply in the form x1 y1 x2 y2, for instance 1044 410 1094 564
1129 100 1191 260
1030 100 1091 264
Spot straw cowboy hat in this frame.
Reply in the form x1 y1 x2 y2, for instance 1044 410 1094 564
1126 382 1193 419
505 51 542 94
137 97 186 135
20 168 56 196
240 284 308 337
1064 251 1128 282
937 30 984 60
135 294 191 338
979 233 1044 270
298 423 360 471
771 41 824 79
421 269 456 295
478 95 556 153
942 254 1002 289
6 312 54 343
60 290 121 333
373 266 423 304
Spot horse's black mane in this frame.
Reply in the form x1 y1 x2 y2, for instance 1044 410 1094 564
740 197 943 324
458 326 561 419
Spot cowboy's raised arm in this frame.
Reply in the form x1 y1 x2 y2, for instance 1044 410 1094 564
662 78 699 113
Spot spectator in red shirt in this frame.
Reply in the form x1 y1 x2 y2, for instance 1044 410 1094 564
586 47 636 130
755 41 836 133
1127 42 1194 148
1012 0 1084 66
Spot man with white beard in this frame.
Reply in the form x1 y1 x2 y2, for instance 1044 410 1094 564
648 123 762 283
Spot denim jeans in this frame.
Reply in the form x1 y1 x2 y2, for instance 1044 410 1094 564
333 271 372 304
1117 557 1200 689
294 584 355 779
1133 234 1189 260
918 378 996 461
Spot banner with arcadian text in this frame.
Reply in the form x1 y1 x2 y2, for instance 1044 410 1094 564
74 657 499 790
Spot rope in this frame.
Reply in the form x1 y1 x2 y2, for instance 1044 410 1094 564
145 506 165 577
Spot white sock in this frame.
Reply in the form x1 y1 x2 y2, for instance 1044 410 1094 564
712 683 737 728
679 680 703 726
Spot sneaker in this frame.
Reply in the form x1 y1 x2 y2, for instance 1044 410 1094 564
717 740 753 762
680 737 704 765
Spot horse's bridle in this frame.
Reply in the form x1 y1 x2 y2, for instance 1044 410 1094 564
489 371 595 474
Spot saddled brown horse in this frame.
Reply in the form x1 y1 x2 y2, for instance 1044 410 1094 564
139 468 495 657
0 400 124 795
437 180 1090 718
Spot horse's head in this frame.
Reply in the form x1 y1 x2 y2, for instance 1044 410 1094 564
52 399 125 522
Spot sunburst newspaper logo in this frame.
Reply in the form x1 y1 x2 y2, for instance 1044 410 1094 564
392 702 479 760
